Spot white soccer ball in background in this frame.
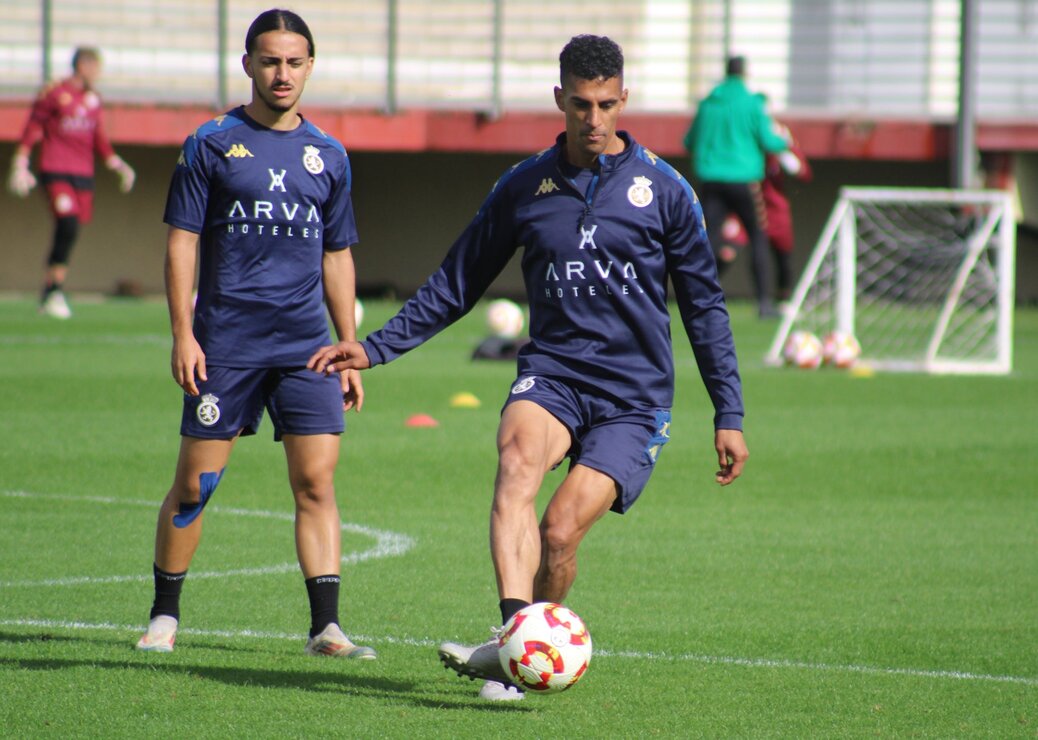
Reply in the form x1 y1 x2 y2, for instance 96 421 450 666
823 330 861 368
354 298 364 329
486 298 525 339
783 330 823 370
497 602 592 693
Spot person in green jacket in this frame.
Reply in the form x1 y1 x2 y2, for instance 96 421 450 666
684 56 789 318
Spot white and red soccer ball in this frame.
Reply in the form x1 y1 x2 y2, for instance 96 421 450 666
497 602 592 693
783 330 824 369
822 330 861 368
486 298 525 339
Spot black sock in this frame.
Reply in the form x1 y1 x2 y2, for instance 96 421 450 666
499 598 531 625
305 575 341 638
41 281 61 302
149 563 187 621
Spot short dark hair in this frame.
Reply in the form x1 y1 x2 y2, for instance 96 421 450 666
245 9 315 57
72 46 101 70
726 56 746 77
559 35 624 85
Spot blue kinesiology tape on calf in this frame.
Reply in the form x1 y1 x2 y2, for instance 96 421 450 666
172 468 225 529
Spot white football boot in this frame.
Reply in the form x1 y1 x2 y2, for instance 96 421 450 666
438 628 513 685
304 623 377 660
40 290 71 319
479 680 525 701
135 615 178 652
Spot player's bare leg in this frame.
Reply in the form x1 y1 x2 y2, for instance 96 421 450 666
284 433 375 659
440 400 569 689
490 400 572 602
138 436 235 651
284 433 341 577
155 437 237 572
533 465 618 603
475 465 614 698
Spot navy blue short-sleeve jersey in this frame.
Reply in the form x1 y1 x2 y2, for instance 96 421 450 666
164 107 357 367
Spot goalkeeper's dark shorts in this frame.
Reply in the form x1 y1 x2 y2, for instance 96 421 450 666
41 174 95 224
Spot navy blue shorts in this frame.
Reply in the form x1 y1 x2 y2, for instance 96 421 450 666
181 366 345 441
502 375 671 514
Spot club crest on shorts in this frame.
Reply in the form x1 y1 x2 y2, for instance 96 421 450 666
196 393 221 427
303 145 324 175
511 377 536 395
627 176 653 208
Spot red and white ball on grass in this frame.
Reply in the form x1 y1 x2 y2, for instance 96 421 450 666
822 330 861 368
497 602 592 693
486 298 525 339
783 330 824 369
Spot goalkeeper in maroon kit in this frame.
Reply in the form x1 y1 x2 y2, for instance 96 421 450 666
8 46 135 319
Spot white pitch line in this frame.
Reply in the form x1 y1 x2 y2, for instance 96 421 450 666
0 489 415 588
4 491 1036 689
1 617 1035 688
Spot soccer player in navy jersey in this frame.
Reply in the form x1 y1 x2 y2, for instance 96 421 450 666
135 9 374 660
309 34 748 698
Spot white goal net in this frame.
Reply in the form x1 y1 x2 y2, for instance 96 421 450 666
766 187 1016 374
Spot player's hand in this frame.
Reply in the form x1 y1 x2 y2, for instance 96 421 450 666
714 428 748 486
171 335 207 396
341 368 364 412
106 155 135 193
307 340 370 374
8 155 36 197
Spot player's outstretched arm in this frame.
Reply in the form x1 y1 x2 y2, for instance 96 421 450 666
307 341 371 375
714 428 748 486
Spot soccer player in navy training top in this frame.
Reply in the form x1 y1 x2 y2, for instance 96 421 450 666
309 34 748 698
136 9 374 660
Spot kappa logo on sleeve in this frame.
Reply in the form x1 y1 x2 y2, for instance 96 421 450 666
225 144 254 158
535 178 560 196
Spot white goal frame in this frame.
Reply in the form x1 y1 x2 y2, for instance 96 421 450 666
766 187 1016 374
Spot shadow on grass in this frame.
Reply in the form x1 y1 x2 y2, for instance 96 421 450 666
0 631 532 713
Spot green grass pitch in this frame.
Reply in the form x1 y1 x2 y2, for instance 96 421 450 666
1 296 1036 737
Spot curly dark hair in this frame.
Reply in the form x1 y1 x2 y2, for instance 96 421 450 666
559 35 624 85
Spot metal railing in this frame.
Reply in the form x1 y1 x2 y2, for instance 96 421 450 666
0 0 1035 121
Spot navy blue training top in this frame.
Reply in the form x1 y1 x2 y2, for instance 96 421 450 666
164 106 358 367
363 132 744 429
